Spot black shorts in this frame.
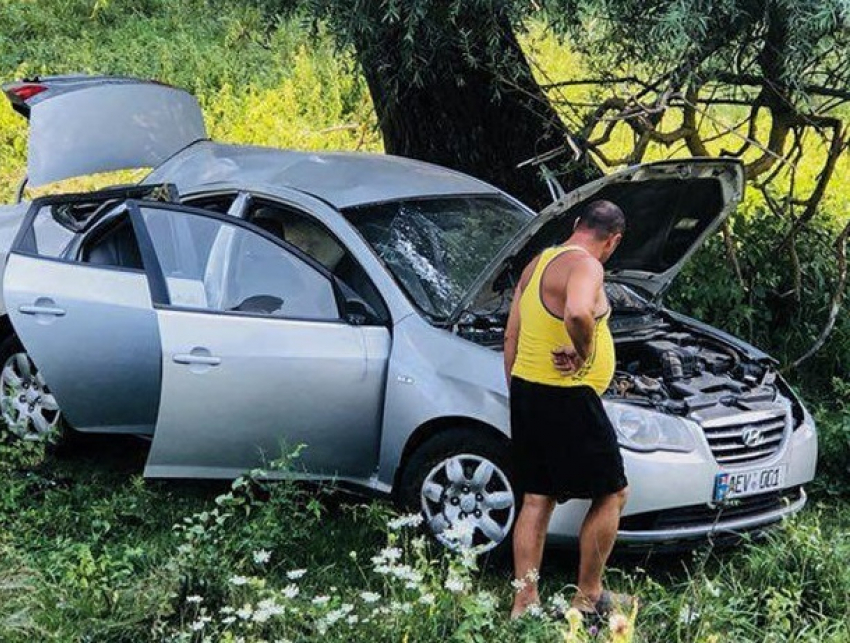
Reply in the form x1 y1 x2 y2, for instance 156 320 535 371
510 377 628 503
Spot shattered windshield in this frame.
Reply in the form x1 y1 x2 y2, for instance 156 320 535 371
343 196 529 319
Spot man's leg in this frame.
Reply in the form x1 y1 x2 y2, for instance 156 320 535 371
511 493 556 618
573 486 629 609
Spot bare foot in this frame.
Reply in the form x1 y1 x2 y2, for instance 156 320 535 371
571 587 602 612
510 587 540 619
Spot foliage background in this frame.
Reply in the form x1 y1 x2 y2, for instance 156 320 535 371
0 1 848 640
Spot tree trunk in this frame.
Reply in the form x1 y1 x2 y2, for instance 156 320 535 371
352 6 599 210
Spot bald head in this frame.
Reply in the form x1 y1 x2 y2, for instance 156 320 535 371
575 200 625 241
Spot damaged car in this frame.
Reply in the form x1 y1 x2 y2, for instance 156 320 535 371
0 75 817 552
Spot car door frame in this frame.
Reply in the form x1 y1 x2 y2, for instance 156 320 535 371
1 191 178 435
124 199 393 482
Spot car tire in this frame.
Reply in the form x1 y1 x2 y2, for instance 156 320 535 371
397 427 519 556
0 334 69 446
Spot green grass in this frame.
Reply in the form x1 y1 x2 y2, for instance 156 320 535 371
1 3 849 640
0 433 848 642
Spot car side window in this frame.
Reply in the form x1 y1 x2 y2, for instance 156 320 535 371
139 206 339 320
80 214 144 270
244 200 389 323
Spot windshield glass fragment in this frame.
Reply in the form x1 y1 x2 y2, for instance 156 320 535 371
344 197 528 319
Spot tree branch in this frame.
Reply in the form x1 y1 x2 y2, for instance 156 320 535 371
785 219 850 371
775 121 846 251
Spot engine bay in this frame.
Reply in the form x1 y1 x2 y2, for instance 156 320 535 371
608 317 778 417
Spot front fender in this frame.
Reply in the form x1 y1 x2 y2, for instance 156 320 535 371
377 315 509 486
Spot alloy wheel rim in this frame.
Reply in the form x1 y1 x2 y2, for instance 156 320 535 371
420 453 515 552
1 352 62 442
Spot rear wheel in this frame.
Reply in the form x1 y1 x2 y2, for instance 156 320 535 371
0 335 66 444
398 427 518 554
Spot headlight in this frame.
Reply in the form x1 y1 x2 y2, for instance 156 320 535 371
607 404 697 453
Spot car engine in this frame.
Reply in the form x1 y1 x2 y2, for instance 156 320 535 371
608 323 778 417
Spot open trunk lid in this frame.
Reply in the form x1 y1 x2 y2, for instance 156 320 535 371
3 75 207 188
452 159 744 322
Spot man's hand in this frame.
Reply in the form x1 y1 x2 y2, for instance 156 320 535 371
551 345 585 376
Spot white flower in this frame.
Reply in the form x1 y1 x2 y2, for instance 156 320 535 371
389 600 411 613
419 593 436 605
360 591 381 603
442 520 474 547
190 619 207 631
347 615 359 625
252 549 272 565
312 595 331 607
511 577 527 592
282 584 300 599
186 595 204 604
475 591 497 612
678 604 699 625
222 616 236 625
387 513 424 530
550 593 569 613
286 569 307 580
445 573 467 593
236 605 253 620
389 564 423 584
380 547 403 562
252 599 285 622
459 548 479 569
220 606 235 615
229 575 249 586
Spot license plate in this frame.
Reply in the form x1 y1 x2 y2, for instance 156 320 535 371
713 465 786 502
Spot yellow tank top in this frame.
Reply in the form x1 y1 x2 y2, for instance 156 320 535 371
511 245 616 394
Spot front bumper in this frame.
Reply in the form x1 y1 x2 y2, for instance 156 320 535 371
546 417 817 546
616 486 806 545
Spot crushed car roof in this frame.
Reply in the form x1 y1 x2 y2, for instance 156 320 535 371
145 141 503 209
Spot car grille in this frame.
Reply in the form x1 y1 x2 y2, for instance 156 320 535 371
700 409 788 466
620 487 803 532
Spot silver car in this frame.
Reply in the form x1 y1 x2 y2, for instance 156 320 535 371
0 76 817 552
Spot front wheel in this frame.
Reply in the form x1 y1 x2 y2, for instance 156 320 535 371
0 336 65 444
397 428 518 554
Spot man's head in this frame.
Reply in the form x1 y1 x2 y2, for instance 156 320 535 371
572 199 625 263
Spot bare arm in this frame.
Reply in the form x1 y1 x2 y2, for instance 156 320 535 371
563 258 604 361
503 259 538 385
503 283 522 385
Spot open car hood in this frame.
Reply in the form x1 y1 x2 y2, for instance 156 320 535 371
3 75 207 188
453 159 744 322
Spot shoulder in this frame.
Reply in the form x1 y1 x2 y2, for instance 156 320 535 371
568 254 604 280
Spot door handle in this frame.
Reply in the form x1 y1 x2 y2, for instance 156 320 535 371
173 353 222 366
19 304 66 317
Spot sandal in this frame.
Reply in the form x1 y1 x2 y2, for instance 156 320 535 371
580 589 636 619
